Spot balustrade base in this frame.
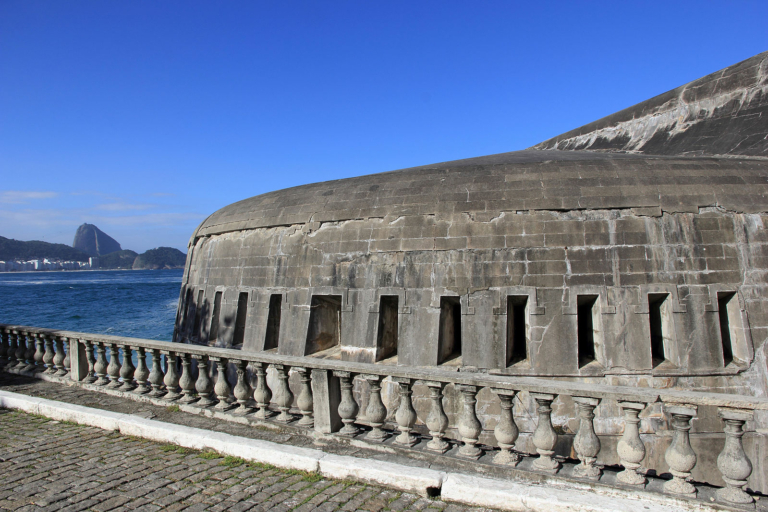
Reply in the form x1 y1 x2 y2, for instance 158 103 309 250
716 486 755 506
457 445 483 460
213 400 237 412
493 450 521 466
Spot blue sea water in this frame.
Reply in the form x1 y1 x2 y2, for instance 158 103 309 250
0 269 183 341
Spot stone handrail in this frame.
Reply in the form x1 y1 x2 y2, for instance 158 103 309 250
0 323 766 506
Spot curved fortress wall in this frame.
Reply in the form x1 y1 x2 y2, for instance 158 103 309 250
175 151 768 392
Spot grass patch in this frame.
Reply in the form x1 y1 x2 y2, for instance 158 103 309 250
220 456 245 468
160 444 194 455
302 472 323 483
245 461 276 470
282 469 324 483
198 450 221 460
166 405 180 413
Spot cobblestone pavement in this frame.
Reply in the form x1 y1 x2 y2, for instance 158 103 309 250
0 410 498 512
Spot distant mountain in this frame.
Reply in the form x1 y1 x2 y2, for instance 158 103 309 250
72 223 122 257
132 247 187 270
99 250 139 269
0 236 91 262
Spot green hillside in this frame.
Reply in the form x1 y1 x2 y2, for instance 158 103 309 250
0 236 91 262
99 250 139 269
132 247 187 269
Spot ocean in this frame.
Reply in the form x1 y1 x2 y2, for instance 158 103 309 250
0 269 183 341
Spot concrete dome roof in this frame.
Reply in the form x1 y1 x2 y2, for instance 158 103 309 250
196 150 768 238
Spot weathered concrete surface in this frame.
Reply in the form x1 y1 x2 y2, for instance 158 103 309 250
533 51 768 157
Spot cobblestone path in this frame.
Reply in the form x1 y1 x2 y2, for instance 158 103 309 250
0 410 497 512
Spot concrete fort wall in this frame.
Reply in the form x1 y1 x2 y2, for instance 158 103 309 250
177 206 766 379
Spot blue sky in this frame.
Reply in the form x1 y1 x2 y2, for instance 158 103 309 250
1 1 767 254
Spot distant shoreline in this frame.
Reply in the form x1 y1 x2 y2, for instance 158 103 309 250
0 268 184 274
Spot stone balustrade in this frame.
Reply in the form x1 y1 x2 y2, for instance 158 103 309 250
1 324 766 507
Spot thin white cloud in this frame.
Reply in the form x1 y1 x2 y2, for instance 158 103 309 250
0 191 58 204
94 202 158 212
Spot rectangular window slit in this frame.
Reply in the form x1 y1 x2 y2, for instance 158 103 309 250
718 292 736 366
305 295 341 356
264 294 282 351
577 295 598 368
648 293 669 367
192 290 204 339
181 288 192 333
438 296 462 364
232 292 249 347
507 296 528 366
209 291 223 342
376 296 399 362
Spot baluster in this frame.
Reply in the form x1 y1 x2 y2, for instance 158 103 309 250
393 377 418 447
212 357 233 410
53 337 67 376
83 340 97 383
94 342 109 385
531 392 560 473
617 402 647 485
24 333 36 372
43 335 56 374
10 331 20 369
13 332 25 370
334 371 359 435
425 381 450 453
18 332 29 370
273 364 294 422
716 408 754 505
2 330 13 368
133 347 150 394
13 331 24 369
7 331 18 368
16 332 34 372
232 360 253 414
491 388 520 466
118 345 135 390
148 349 165 396
456 384 482 459
12 332 23 371
0 329 8 368
572 397 601 479
33 334 45 373
106 343 121 387
194 355 215 407
179 353 198 403
662 404 698 497
17 332 31 371
363 375 387 441
252 362 273 419
294 367 314 427
163 352 181 400
62 337 71 375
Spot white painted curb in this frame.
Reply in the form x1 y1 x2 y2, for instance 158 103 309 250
440 473 717 512
319 453 445 496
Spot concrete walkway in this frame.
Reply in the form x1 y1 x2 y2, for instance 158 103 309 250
0 408 491 512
